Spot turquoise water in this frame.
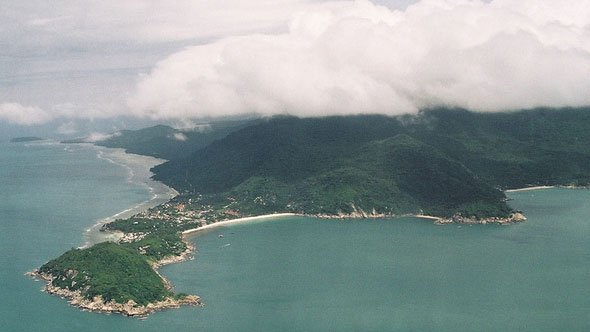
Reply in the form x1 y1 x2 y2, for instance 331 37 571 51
1 143 589 331
0 142 154 330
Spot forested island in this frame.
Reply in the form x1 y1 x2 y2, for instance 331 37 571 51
34 107 590 316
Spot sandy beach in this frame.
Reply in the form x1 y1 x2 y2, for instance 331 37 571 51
83 145 178 246
505 186 555 193
182 213 299 237
414 214 442 221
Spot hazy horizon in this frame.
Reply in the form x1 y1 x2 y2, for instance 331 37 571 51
3 0 590 138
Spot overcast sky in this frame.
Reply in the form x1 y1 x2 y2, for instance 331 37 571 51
2 0 590 134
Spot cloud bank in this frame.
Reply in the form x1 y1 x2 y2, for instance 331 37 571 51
129 0 590 119
0 0 321 127
0 103 52 125
3 0 312 48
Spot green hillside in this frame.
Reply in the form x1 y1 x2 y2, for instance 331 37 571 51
407 108 590 188
39 242 172 306
151 108 590 219
37 107 590 313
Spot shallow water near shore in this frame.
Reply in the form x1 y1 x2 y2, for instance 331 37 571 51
165 190 590 331
1 142 589 331
0 142 170 330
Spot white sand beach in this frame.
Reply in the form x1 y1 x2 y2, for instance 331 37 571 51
182 213 299 237
414 214 442 221
505 186 555 193
83 145 178 246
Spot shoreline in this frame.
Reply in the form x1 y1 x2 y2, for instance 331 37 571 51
83 145 178 246
413 214 442 221
28 270 200 317
430 212 527 225
180 209 526 242
505 185 555 193
32 145 553 317
181 213 300 237
29 143 193 316
32 205 526 317
505 185 588 193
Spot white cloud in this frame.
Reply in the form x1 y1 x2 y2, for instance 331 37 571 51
170 119 212 132
84 132 115 143
0 102 118 126
26 16 71 27
171 133 188 141
0 103 52 125
4 0 590 125
129 0 590 119
3 0 315 46
55 121 78 135
1 0 334 124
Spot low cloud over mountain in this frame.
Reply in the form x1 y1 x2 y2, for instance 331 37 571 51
129 0 590 119
3 0 590 125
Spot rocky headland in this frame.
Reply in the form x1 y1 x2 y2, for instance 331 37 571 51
28 268 201 317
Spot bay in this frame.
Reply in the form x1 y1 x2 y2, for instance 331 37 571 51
0 142 588 331
165 188 590 331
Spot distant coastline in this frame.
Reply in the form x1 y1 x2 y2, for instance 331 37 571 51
9 136 44 143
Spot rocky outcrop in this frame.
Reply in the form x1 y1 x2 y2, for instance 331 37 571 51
152 241 195 269
28 271 201 317
313 204 392 219
310 209 527 225
434 212 527 225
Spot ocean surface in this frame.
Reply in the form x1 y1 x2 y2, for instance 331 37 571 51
1 142 589 331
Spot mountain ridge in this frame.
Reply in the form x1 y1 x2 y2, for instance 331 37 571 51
149 108 590 219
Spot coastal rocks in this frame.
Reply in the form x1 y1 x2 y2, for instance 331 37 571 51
152 242 194 269
434 212 527 225
28 270 201 317
313 205 390 219
313 212 390 219
119 232 147 243
69 294 201 317
509 212 527 222
313 210 527 225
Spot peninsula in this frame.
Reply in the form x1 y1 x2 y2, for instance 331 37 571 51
29 242 200 316
33 107 590 316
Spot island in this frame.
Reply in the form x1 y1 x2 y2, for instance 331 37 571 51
10 136 44 143
32 107 590 316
